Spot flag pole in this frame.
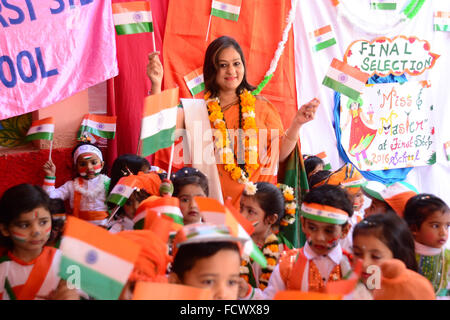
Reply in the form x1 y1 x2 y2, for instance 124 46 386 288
205 14 212 42
105 205 120 226
48 139 53 161
166 143 175 178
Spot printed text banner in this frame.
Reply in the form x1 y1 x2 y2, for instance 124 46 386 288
0 1 118 120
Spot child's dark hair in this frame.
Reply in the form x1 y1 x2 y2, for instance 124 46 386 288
242 182 285 224
404 193 449 230
109 154 151 192
304 156 325 177
303 184 354 220
172 241 240 280
353 212 418 271
0 184 51 248
172 167 209 197
308 170 332 189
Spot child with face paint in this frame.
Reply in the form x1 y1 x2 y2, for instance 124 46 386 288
239 182 290 291
42 142 110 226
0 184 79 300
240 185 355 299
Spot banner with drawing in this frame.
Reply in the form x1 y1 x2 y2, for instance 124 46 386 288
340 81 435 171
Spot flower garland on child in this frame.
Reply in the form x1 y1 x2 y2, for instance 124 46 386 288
240 233 281 290
205 89 259 191
277 184 297 227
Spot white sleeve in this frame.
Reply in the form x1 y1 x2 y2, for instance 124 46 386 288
242 264 286 300
43 180 73 201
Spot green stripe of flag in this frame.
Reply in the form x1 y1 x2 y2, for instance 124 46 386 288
163 213 183 225
434 25 450 32
108 193 129 207
323 163 332 170
78 126 115 139
322 76 361 101
59 256 124 300
313 38 337 52
250 242 267 268
211 8 239 21
190 83 205 96
133 218 145 230
140 126 175 157
115 22 153 35
372 2 397 10
301 211 347 225
25 132 53 141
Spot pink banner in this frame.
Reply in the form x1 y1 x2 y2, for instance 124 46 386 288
0 0 118 120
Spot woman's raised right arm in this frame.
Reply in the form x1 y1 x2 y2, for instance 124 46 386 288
147 52 185 129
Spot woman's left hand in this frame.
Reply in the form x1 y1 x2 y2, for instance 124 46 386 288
293 98 320 126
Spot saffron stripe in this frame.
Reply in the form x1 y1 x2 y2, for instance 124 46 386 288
112 1 150 14
330 58 370 83
313 25 332 37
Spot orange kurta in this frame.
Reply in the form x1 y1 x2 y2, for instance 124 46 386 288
218 97 285 207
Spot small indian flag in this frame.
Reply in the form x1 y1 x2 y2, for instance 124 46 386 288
58 217 141 300
370 1 397 10
134 196 183 230
184 67 205 97
434 11 450 32
112 1 153 36
322 58 370 101
211 0 242 22
444 141 450 161
316 151 332 170
107 176 138 207
77 114 117 140
25 117 54 142
195 197 267 268
309 25 336 52
139 87 179 157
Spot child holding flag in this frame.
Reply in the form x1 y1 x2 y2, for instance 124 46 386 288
0 184 79 300
42 141 110 226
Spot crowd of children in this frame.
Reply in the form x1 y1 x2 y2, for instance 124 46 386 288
0 140 448 300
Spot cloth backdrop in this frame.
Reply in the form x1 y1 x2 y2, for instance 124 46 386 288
107 0 169 170
153 0 298 172
293 0 450 204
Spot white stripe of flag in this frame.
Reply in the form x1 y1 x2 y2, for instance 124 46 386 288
113 11 152 26
140 106 178 140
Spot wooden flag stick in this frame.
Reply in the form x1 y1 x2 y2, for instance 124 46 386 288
105 205 121 226
205 14 212 42
167 143 175 178
48 139 53 161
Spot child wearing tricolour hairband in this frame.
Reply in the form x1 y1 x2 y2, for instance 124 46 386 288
42 142 110 226
240 185 356 299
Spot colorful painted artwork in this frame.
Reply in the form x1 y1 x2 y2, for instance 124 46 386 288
0 114 32 148
340 81 435 171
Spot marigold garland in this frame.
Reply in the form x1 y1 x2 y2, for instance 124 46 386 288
240 233 281 290
277 184 297 227
205 89 259 189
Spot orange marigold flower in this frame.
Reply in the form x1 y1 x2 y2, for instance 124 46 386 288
231 167 242 180
286 209 296 214
267 258 277 266
284 193 294 201
260 272 271 281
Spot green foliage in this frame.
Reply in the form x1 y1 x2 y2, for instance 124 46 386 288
0 114 32 148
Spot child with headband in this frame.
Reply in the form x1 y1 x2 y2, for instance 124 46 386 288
42 142 110 226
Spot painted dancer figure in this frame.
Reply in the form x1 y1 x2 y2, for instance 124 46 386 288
341 97 376 168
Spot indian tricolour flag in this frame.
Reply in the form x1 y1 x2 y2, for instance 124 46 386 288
139 87 179 157
370 1 397 10
316 151 332 170
322 58 370 101
25 117 54 141
211 0 242 22
77 114 117 139
107 176 137 207
112 1 153 35
59 217 141 300
195 197 267 268
309 25 336 52
434 12 450 32
444 141 450 161
134 197 183 230
184 67 205 97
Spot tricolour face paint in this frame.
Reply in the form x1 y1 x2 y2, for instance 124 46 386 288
11 231 27 243
326 237 340 250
